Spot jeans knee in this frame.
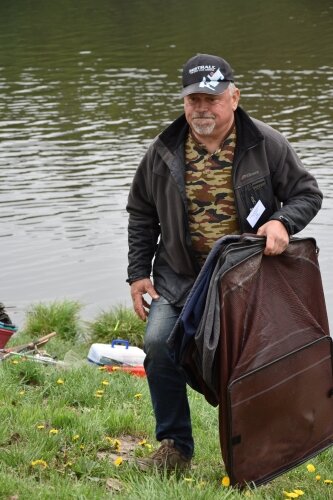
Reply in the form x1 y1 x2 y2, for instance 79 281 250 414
143 296 180 365
144 333 169 360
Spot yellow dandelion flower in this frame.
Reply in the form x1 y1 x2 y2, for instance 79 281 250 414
49 428 59 435
95 393 103 398
324 479 333 484
221 476 230 487
134 393 142 399
315 475 321 481
112 366 120 372
80 444 85 450
72 434 80 441
145 444 153 450
56 378 64 384
105 436 118 445
293 490 305 496
101 380 109 386
283 492 299 499
11 360 19 365
98 366 107 371
114 457 123 467
31 459 48 468
105 437 121 449
19 390 25 395
96 389 104 395
306 463 316 472
36 425 45 430
138 439 147 446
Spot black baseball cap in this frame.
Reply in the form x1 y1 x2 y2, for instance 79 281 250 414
180 53 234 98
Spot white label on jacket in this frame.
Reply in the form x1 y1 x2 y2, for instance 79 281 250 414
247 200 265 228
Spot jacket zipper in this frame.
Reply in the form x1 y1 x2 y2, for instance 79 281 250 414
232 143 259 233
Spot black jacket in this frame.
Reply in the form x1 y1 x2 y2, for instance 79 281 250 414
127 107 323 306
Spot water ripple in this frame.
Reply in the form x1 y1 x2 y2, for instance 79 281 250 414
0 0 332 326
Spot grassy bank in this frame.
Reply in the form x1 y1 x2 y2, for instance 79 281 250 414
0 300 332 499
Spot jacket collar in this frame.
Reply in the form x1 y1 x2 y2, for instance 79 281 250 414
234 107 264 157
158 114 189 153
157 107 264 156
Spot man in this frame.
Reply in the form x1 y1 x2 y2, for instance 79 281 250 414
126 54 322 471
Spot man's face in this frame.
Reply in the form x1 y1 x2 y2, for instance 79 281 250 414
183 88 240 139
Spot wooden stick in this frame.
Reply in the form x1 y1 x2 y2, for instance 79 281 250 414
0 331 57 360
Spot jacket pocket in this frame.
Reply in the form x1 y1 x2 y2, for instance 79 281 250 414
237 176 278 230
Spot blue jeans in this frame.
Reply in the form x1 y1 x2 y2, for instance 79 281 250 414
143 296 194 459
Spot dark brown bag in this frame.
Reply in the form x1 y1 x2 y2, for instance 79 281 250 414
218 237 333 486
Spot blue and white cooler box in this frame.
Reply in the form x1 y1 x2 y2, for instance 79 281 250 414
87 339 146 366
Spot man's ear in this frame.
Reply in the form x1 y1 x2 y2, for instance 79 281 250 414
232 88 240 111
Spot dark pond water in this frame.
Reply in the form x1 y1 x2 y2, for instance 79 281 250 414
0 0 332 329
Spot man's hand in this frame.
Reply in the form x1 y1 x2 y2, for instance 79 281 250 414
257 220 289 256
130 278 160 321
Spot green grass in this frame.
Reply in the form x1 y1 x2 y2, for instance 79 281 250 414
87 305 146 348
23 300 83 341
0 300 332 499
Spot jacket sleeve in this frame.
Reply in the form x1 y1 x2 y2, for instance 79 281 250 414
126 147 160 283
267 134 323 235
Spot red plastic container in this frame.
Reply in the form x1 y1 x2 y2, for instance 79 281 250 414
0 327 15 349
105 365 146 377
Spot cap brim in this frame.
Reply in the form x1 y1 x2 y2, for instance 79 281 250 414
180 81 231 98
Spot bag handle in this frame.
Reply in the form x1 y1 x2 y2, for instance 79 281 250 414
240 233 266 244
111 339 130 349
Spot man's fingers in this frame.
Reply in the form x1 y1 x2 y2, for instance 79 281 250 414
145 284 159 300
263 234 275 255
133 295 147 321
142 298 151 309
130 278 159 320
257 220 289 256
264 238 288 256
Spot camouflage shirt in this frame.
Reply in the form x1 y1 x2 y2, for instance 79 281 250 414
185 126 240 266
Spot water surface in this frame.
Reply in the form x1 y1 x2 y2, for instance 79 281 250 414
0 0 332 328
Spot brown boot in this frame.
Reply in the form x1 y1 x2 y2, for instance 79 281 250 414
136 439 191 472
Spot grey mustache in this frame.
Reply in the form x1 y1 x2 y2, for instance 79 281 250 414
192 114 215 119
